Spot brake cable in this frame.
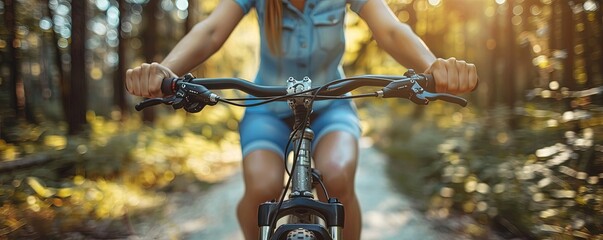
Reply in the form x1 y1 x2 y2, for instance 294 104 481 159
269 78 362 230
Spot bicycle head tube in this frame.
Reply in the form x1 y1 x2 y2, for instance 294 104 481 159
287 76 315 198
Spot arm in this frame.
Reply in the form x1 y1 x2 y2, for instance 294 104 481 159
126 0 245 97
162 0 244 75
358 0 478 94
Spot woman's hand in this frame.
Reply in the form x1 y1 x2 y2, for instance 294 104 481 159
125 62 177 98
424 57 478 94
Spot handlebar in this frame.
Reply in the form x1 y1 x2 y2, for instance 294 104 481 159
161 77 288 97
159 73 434 97
135 70 468 112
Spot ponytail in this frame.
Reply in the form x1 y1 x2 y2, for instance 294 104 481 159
264 0 283 56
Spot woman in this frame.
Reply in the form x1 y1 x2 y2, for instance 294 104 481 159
125 0 478 239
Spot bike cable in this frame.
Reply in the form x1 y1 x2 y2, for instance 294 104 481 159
269 78 362 230
217 87 319 107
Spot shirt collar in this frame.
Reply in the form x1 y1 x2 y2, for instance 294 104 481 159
281 0 313 18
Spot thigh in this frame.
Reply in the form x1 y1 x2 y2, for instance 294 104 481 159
311 101 361 193
239 110 292 158
310 100 361 151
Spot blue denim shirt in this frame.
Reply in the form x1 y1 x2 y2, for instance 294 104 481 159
233 0 368 117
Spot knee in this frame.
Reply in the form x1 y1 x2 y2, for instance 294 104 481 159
321 164 356 201
244 171 283 202
242 150 285 202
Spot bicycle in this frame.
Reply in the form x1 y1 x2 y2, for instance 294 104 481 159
135 69 467 240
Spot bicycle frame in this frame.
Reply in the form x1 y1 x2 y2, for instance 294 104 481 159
257 77 344 240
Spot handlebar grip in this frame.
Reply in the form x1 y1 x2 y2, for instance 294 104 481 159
418 73 436 92
419 73 479 93
161 78 177 95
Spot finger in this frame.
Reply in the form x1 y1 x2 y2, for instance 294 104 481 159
446 57 459 94
141 63 151 98
432 58 448 93
425 58 447 93
457 60 469 93
133 66 142 97
468 64 478 91
149 63 162 97
125 69 133 95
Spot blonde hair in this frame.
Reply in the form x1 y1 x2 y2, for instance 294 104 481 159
265 0 283 55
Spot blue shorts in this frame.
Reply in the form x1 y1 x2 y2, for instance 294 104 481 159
239 100 361 158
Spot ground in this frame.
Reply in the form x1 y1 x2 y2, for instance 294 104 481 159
132 138 446 240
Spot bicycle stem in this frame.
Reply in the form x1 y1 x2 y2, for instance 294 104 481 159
290 128 315 198
287 76 316 198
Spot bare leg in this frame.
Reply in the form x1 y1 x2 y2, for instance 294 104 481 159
313 131 361 240
237 150 285 240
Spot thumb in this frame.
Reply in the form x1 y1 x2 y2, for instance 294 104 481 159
423 58 447 93
149 62 177 97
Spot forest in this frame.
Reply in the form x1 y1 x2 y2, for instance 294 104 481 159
0 0 602 239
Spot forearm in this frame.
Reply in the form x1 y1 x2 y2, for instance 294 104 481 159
160 0 243 76
161 21 223 76
374 22 436 72
358 0 477 94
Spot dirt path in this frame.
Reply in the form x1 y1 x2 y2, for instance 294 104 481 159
133 139 443 240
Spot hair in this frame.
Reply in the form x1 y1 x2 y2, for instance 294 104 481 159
265 0 283 56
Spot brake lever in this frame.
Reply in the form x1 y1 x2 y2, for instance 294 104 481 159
413 91 468 107
379 78 467 107
135 96 178 111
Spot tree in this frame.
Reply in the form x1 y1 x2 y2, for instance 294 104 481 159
113 0 127 114
140 0 159 123
3 0 20 118
63 0 88 134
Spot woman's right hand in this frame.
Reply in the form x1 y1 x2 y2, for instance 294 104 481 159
125 62 177 98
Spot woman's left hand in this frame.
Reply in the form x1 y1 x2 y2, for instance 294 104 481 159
424 57 478 94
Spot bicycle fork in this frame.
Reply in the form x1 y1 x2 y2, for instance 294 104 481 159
256 127 343 240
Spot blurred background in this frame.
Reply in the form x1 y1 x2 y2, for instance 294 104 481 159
0 0 602 239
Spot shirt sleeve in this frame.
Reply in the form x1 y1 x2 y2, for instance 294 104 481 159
231 0 255 15
347 0 369 13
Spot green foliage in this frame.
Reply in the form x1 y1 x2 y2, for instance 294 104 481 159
0 108 241 238
381 100 603 239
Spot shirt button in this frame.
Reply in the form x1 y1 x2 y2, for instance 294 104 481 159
300 42 308 48
328 15 336 23
308 3 315 9
298 62 307 68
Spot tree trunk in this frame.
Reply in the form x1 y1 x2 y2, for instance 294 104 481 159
484 1 497 109
114 0 127 114
44 0 65 103
503 0 516 109
66 0 88 134
3 0 20 118
561 0 575 90
185 0 196 32
596 3 603 105
581 7 594 89
598 4 603 85
504 0 518 129
490 4 502 107
141 0 159 123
